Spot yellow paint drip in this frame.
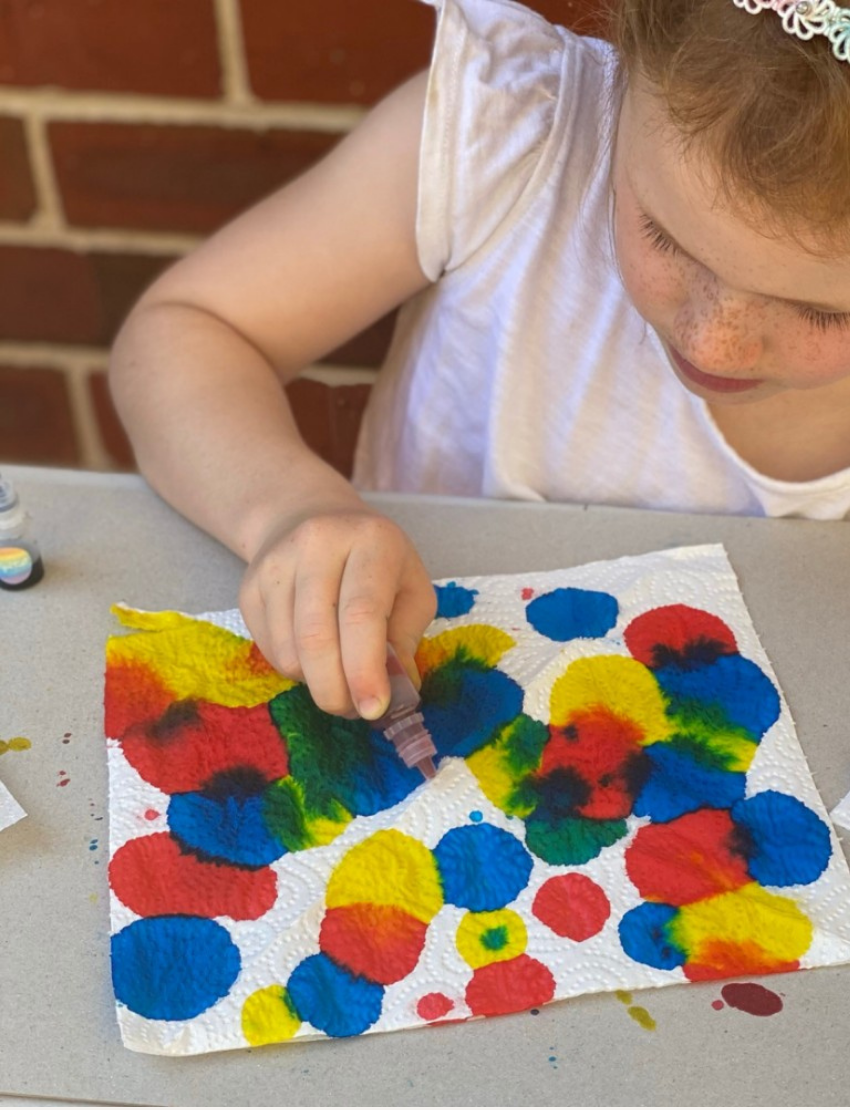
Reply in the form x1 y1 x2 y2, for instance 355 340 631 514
0 736 31 755
615 990 632 1004
628 1005 656 1031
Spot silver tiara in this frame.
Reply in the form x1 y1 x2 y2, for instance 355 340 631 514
731 0 850 61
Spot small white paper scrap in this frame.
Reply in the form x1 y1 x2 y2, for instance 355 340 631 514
0 777 26 831
831 791 850 833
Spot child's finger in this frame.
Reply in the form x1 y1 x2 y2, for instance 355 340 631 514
387 577 438 688
337 559 396 720
292 553 352 717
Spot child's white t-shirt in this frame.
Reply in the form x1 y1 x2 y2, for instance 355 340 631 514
352 0 850 520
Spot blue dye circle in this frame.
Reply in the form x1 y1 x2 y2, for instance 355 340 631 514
655 654 780 739
111 915 241 1020
287 953 384 1037
634 743 746 823
435 581 479 619
423 667 524 758
732 790 832 887
469 810 483 823
525 588 618 642
434 823 533 911
618 902 686 971
168 789 285 867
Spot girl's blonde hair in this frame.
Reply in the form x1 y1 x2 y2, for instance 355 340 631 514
609 0 850 251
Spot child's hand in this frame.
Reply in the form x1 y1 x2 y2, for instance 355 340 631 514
239 507 437 720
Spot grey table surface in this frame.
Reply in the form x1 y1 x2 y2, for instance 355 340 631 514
1 463 850 1108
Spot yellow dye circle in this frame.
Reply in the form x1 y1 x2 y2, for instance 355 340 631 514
456 909 528 969
550 655 671 744
326 829 444 923
241 985 301 1046
672 882 813 966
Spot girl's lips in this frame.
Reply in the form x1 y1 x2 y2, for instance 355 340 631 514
668 346 763 394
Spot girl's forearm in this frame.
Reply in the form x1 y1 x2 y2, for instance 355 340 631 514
109 299 369 564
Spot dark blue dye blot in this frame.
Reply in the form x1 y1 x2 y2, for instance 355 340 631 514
469 810 483 823
618 902 686 971
423 667 524 758
634 743 746 823
732 790 832 887
525 588 618 642
167 789 285 867
655 655 780 739
287 953 384 1038
435 581 479 619
434 823 533 911
111 915 241 1020
345 731 422 816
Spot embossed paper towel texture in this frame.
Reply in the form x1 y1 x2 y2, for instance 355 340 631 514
104 544 850 1056
0 778 25 831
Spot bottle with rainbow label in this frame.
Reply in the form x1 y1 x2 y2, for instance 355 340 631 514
0 474 44 590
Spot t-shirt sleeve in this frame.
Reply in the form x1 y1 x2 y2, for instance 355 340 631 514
416 0 569 280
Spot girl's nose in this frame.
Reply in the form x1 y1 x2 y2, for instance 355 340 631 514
678 286 764 373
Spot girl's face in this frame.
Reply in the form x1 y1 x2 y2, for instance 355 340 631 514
612 80 850 406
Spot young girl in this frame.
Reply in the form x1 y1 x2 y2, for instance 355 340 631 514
109 0 850 721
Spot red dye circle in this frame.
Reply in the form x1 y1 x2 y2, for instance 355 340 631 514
465 954 556 1017
108 831 277 920
319 903 428 985
532 874 611 941
521 588 535 600
711 1000 725 1010
720 982 783 1017
624 605 736 669
625 808 751 906
417 992 455 1021
120 699 289 793
543 711 645 820
143 809 160 820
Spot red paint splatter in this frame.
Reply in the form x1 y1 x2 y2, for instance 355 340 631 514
712 1000 725 1010
143 808 160 820
521 588 535 600
719 982 783 1017
319 903 428 985
465 954 555 1017
62 732 72 744
417 992 454 1021
108 831 277 920
624 605 737 669
625 808 751 905
533 873 611 941
120 700 288 793
57 771 70 787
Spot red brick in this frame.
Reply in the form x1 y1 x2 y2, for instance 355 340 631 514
0 116 35 221
287 377 371 477
49 121 340 234
0 0 220 97
89 370 136 470
0 246 102 343
0 364 79 465
241 0 434 105
241 0 608 105
91 252 177 340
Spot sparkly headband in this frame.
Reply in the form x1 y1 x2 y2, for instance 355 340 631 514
731 0 850 61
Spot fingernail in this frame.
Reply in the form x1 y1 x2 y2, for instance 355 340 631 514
359 696 384 720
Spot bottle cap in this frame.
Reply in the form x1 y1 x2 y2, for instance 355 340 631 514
0 478 25 536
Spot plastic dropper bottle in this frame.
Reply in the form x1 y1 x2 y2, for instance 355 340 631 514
372 646 438 780
0 474 44 590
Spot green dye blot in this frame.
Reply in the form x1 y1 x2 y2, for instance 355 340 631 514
525 814 627 865
481 926 509 951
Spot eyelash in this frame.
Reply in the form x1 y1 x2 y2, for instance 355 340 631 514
638 214 850 332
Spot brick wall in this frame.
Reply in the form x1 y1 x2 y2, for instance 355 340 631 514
0 0 604 476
